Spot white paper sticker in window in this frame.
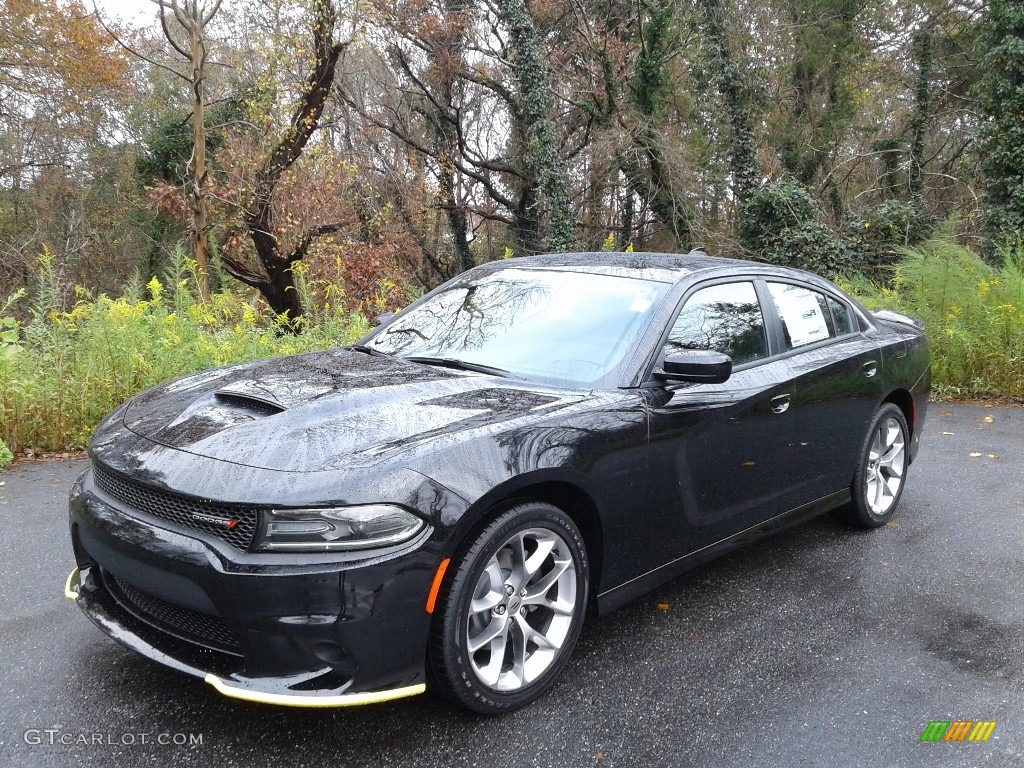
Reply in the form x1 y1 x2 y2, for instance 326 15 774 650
770 284 830 348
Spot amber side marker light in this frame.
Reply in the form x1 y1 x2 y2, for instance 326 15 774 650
425 558 451 614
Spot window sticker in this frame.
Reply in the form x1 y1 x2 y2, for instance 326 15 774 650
770 284 830 348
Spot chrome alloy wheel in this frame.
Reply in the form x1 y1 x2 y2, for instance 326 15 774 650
465 527 578 691
864 416 906 515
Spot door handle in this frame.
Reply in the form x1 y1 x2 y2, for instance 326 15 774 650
863 360 878 378
770 394 790 414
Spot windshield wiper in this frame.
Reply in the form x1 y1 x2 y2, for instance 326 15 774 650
346 344 390 356
402 356 508 377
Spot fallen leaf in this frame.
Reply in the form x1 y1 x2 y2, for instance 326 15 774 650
989 454 1000 460
657 602 671 612
884 521 901 529
983 416 994 424
968 452 982 457
741 461 756 467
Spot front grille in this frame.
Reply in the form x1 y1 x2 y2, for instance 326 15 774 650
106 572 242 655
93 465 258 552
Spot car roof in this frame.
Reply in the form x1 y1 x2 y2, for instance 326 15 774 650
484 250 827 287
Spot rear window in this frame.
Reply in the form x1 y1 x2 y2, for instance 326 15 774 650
827 295 856 336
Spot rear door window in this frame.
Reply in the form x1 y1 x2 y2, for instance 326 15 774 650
767 282 837 350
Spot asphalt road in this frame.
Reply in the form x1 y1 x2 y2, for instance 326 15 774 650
1 403 1022 768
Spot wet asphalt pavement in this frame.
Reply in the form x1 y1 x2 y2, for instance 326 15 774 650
0 403 1021 768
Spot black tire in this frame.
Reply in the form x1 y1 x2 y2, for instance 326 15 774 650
841 403 910 528
428 502 589 714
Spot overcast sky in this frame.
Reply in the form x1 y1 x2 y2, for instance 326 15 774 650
93 0 156 25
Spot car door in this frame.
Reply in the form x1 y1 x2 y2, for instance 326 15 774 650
762 281 884 503
642 280 801 570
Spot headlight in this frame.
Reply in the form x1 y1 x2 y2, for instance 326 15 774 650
256 505 425 552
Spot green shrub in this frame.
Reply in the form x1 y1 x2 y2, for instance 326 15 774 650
848 199 933 267
741 178 935 276
740 177 864 275
0 251 371 454
844 237 1024 398
0 438 12 468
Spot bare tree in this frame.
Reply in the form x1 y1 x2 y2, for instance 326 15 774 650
218 0 348 324
96 0 224 300
160 0 222 301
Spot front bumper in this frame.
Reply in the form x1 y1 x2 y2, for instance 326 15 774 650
65 567 425 707
68 469 445 706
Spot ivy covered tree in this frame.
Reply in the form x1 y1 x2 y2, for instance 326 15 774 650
497 0 576 253
622 0 695 249
697 0 759 205
975 0 1024 252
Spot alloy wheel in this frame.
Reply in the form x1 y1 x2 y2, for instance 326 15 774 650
465 527 578 691
864 416 906 515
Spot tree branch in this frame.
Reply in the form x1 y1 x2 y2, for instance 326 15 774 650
219 252 268 289
92 2 190 82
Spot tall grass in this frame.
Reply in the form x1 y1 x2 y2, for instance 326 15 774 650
845 237 1024 399
0 250 371 460
3 238 1022 467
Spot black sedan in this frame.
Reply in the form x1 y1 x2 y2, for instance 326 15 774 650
66 251 930 714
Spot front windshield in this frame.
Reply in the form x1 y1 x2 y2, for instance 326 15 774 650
365 268 669 385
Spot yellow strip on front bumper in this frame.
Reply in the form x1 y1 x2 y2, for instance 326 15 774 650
65 567 80 600
66 563 421 708
204 674 425 708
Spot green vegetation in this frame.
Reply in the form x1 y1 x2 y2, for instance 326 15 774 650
0 251 369 456
3 235 1021 465
975 0 1024 253
846 237 1024 399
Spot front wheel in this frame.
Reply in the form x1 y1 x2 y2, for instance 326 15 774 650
428 502 588 714
842 403 910 527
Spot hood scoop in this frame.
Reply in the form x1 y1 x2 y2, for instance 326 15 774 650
214 390 287 416
147 386 288 446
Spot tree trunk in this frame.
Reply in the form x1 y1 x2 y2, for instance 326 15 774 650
187 11 211 301
514 183 543 256
223 0 345 327
619 171 634 249
623 1 693 249
498 0 576 253
909 31 932 198
698 0 759 204
252 237 303 319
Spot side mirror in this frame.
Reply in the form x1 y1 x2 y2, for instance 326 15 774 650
371 312 396 328
656 350 732 384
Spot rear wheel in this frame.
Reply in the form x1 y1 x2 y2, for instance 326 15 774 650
429 502 588 714
842 403 909 527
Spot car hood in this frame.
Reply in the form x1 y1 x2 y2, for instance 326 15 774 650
118 349 582 472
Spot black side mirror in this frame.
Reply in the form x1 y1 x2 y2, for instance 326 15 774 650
371 312 396 328
656 350 732 384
